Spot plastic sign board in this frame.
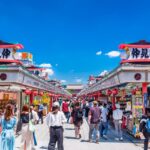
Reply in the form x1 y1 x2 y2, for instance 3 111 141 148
0 48 14 60
123 48 150 61
14 52 33 61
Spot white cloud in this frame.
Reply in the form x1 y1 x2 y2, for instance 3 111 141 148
43 68 54 76
99 70 109 76
96 51 102 56
61 80 67 83
105 51 121 58
39 63 52 68
76 79 82 83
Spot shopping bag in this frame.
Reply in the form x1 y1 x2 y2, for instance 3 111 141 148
69 117 73 124
29 121 35 132
33 132 37 146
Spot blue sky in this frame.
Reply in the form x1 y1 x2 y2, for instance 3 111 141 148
0 0 150 84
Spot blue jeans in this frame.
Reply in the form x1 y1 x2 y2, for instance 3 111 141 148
100 121 108 137
64 112 70 123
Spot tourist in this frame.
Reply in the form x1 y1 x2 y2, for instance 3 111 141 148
62 99 70 123
20 105 30 150
113 104 123 141
0 109 3 131
46 101 66 150
20 105 39 150
38 104 44 124
0 105 16 150
100 103 108 139
88 101 101 143
71 102 83 139
85 101 90 122
139 108 150 150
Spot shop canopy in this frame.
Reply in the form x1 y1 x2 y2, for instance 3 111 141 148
0 40 24 49
119 40 150 49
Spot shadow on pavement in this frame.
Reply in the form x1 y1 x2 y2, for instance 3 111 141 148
65 127 75 130
40 146 48 149
65 136 78 140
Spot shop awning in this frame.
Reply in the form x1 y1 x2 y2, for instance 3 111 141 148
0 40 24 49
0 85 26 92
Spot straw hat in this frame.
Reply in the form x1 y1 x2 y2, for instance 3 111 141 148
93 101 98 105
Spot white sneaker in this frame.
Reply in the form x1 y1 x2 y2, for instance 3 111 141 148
120 137 123 141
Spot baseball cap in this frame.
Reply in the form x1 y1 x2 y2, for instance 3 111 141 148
53 102 60 107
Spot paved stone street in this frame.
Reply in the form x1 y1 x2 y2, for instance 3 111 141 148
15 119 144 150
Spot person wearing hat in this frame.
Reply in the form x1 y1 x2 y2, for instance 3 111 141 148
113 104 123 141
46 102 66 150
88 101 101 143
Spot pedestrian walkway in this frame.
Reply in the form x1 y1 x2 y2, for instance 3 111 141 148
15 119 143 150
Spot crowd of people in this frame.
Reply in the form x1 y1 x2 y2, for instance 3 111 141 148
0 99 150 150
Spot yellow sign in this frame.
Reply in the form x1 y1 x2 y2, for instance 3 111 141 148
42 93 50 104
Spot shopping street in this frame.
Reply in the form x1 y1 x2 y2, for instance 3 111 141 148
15 119 143 150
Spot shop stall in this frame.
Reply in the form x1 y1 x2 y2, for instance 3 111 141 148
0 40 72 116
77 40 150 138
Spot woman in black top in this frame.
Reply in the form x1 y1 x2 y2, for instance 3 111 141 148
71 102 83 139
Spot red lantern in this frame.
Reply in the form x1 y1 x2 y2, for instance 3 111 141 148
112 89 118 95
24 89 31 95
39 92 43 96
32 90 38 96
107 89 112 96
98 91 102 97
49 93 52 97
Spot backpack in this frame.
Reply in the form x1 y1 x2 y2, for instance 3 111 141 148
145 119 150 133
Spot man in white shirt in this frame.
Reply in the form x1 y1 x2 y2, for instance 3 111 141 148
46 102 66 150
100 103 108 139
30 106 39 124
113 104 123 141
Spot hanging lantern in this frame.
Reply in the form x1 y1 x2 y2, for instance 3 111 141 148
112 89 118 95
98 91 102 96
24 89 31 95
32 90 38 96
39 92 44 96
107 89 112 96
49 93 52 97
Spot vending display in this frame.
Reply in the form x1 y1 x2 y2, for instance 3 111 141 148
132 95 143 118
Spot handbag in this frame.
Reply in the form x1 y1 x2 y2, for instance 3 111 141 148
69 117 73 124
29 121 35 132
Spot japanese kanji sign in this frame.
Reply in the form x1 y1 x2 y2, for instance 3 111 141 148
127 48 150 60
0 48 14 60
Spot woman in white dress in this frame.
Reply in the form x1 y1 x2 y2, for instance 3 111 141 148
20 105 39 150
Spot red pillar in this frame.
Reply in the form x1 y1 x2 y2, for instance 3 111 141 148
112 95 116 110
30 92 34 105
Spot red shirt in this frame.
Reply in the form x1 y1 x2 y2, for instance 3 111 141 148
62 102 69 113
